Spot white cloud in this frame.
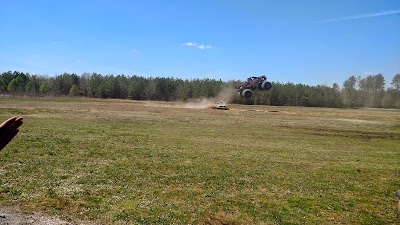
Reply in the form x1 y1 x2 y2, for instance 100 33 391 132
131 49 141 54
50 41 64 46
198 45 212 50
319 8 400 22
182 42 212 50
183 42 197 47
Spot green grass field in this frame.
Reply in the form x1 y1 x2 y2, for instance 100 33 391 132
1 97 399 224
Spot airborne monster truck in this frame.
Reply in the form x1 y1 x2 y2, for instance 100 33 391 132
236 75 272 98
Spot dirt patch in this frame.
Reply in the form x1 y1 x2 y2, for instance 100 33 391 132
333 118 381 124
0 206 72 225
297 126 399 140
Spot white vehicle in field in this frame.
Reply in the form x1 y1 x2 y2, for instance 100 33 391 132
210 101 229 110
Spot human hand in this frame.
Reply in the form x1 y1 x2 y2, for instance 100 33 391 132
397 189 400 217
0 117 23 150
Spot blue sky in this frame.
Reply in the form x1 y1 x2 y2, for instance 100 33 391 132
1 0 399 87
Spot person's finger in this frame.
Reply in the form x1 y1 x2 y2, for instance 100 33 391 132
9 117 23 130
2 129 19 144
0 129 19 150
0 117 22 151
0 117 18 128
0 117 17 133
1 117 23 132
14 117 23 123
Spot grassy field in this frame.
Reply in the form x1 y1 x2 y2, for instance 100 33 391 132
0 97 399 224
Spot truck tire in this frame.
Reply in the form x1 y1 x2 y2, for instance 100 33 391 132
241 89 252 98
262 81 272 90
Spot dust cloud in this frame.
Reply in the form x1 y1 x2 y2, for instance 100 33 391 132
184 87 236 109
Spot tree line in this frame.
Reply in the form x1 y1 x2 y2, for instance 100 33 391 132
1 71 399 108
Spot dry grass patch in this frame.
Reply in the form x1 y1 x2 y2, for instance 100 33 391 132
1 97 399 224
